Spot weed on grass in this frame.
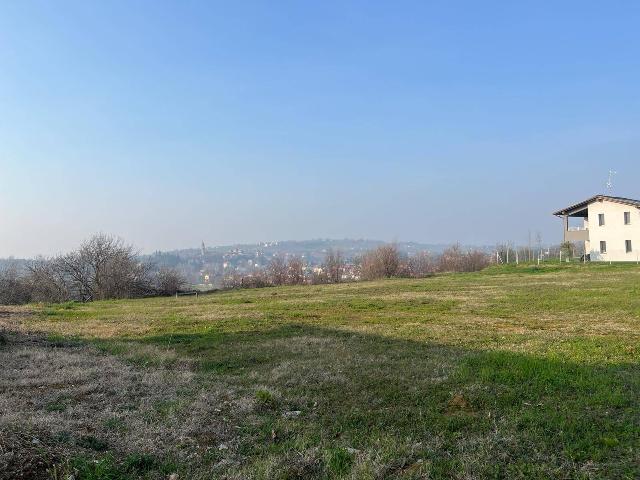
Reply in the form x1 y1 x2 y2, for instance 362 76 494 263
50 452 172 480
325 447 354 476
77 435 109 452
44 397 69 413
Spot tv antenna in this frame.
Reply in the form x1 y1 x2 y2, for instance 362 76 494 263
606 169 617 193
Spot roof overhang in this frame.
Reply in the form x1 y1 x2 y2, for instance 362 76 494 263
553 195 640 217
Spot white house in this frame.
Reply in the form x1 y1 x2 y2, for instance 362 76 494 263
554 195 640 262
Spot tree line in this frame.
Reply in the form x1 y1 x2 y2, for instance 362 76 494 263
0 235 491 304
0 234 185 305
223 244 490 288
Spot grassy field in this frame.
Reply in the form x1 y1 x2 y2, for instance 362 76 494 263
1 263 639 479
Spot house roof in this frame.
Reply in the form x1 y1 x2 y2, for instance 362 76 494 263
553 195 640 216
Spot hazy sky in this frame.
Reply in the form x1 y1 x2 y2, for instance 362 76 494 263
2 1 640 257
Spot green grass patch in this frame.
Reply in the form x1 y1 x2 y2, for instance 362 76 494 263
53 452 176 480
325 447 353 476
45 397 69 413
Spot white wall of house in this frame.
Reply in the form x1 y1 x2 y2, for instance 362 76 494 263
588 199 640 261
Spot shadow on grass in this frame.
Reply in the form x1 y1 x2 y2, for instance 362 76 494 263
128 324 640 479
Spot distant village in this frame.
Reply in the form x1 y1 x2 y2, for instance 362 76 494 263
145 239 457 288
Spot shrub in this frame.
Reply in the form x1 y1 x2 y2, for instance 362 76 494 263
0 264 31 305
360 244 405 280
287 255 305 285
155 267 186 296
438 244 490 273
268 254 287 285
408 251 435 277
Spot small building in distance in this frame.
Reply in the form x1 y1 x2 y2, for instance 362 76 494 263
554 195 640 261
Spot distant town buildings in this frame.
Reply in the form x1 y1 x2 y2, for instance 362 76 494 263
146 239 457 287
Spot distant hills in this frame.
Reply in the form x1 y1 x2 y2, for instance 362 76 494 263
158 238 457 259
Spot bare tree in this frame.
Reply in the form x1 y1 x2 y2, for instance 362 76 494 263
244 270 270 288
324 249 344 283
222 270 270 290
268 254 288 286
155 267 186 296
287 256 305 285
0 264 31 305
56 251 94 302
408 251 434 278
55 234 153 301
361 244 404 280
2 234 190 304
463 250 491 272
26 257 71 303
438 244 490 273
438 244 464 272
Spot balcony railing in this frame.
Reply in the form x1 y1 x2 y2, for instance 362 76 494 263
567 226 588 232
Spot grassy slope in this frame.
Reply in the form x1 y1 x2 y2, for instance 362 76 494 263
18 263 640 479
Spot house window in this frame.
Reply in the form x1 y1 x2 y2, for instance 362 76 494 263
600 241 607 254
598 213 605 226
624 212 631 225
626 240 632 253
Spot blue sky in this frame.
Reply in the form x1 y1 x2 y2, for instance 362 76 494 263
1 1 640 256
